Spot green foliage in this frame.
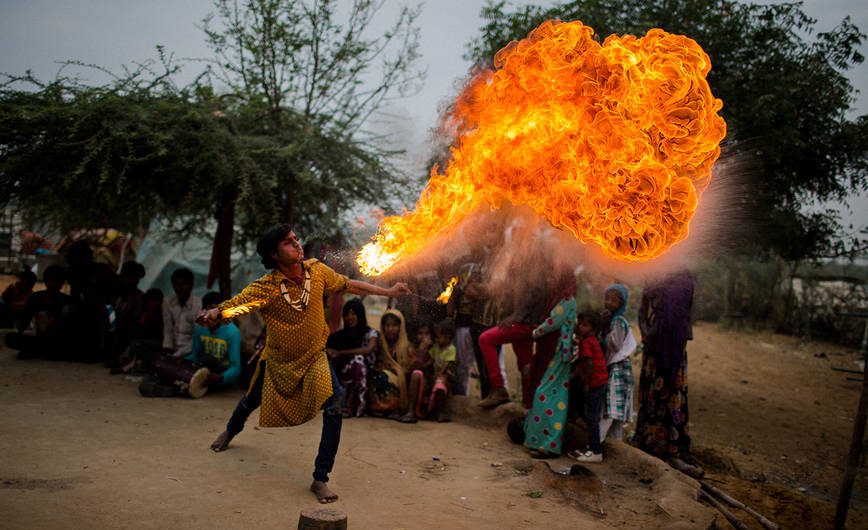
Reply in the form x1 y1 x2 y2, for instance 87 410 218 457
0 70 238 233
466 0 868 261
198 0 425 243
0 0 425 265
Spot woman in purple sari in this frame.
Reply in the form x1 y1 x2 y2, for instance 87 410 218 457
633 270 694 460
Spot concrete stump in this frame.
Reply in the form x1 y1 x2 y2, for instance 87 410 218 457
297 507 347 530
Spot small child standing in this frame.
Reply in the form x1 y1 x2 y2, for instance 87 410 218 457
600 284 637 442
570 311 608 463
401 319 456 423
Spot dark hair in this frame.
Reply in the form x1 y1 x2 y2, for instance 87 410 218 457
170 267 194 284
434 318 455 339
66 240 93 264
257 223 293 269
507 416 526 444
144 288 164 304
342 297 368 330
202 291 226 308
413 321 434 341
120 261 146 280
43 264 67 283
576 311 601 332
16 270 37 287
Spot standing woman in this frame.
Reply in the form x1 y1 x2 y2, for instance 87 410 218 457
634 271 694 460
326 298 379 417
522 274 577 458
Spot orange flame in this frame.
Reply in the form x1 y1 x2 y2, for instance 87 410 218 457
358 20 726 276
436 276 459 304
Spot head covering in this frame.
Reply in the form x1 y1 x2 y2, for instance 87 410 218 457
326 298 370 351
606 283 629 318
377 308 409 410
379 309 410 369
648 271 694 385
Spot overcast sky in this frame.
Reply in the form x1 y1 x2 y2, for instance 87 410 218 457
1 0 866 231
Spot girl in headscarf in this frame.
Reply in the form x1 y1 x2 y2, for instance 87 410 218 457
369 309 409 417
634 271 694 460
599 284 637 442
326 298 378 417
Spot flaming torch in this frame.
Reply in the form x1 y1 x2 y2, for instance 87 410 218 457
358 20 726 276
437 276 459 304
220 299 267 319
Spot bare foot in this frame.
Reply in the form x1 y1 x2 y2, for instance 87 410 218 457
210 430 234 452
310 480 338 503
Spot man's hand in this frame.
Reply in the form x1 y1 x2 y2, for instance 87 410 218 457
206 372 223 385
388 282 412 297
196 308 221 326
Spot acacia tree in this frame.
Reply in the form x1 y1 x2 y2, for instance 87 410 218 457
199 0 425 288
0 63 239 238
466 0 868 262
1 1 424 295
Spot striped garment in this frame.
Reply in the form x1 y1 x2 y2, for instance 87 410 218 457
604 358 633 422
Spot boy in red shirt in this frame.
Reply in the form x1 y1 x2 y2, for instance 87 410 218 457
570 311 608 463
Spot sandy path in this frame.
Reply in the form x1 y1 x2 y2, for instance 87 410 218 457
3 318 868 529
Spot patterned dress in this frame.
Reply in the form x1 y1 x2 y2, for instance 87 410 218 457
523 297 577 455
218 259 349 427
634 271 694 459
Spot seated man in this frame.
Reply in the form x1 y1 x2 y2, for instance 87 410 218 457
186 291 242 389
162 267 202 359
5 265 73 360
0 270 37 329
122 268 201 375
107 261 146 365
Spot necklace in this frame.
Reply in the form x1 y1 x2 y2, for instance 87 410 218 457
280 266 311 311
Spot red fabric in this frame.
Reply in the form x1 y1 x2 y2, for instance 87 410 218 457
479 323 535 407
579 335 608 388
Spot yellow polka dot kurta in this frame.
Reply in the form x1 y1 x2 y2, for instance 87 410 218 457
218 259 349 427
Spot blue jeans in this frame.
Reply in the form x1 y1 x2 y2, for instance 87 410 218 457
584 385 606 454
226 357 343 482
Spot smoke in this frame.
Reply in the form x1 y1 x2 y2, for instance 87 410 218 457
347 144 759 306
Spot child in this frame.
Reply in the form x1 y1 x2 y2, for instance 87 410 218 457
369 309 409 417
4 265 73 359
600 284 637 442
570 311 608 463
0 270 37 329
401 319 456 423
407 321 434 372
326 298 378 417
186 291 242 389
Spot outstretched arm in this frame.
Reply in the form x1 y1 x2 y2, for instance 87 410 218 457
347 279 412 298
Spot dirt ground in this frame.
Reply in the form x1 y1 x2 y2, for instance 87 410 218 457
1 285 867 529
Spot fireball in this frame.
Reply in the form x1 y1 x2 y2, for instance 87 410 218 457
359 20 726 276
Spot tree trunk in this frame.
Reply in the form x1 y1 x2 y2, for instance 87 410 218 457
208 183 238 298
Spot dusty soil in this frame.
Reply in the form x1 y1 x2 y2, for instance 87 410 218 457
1 280 866 529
